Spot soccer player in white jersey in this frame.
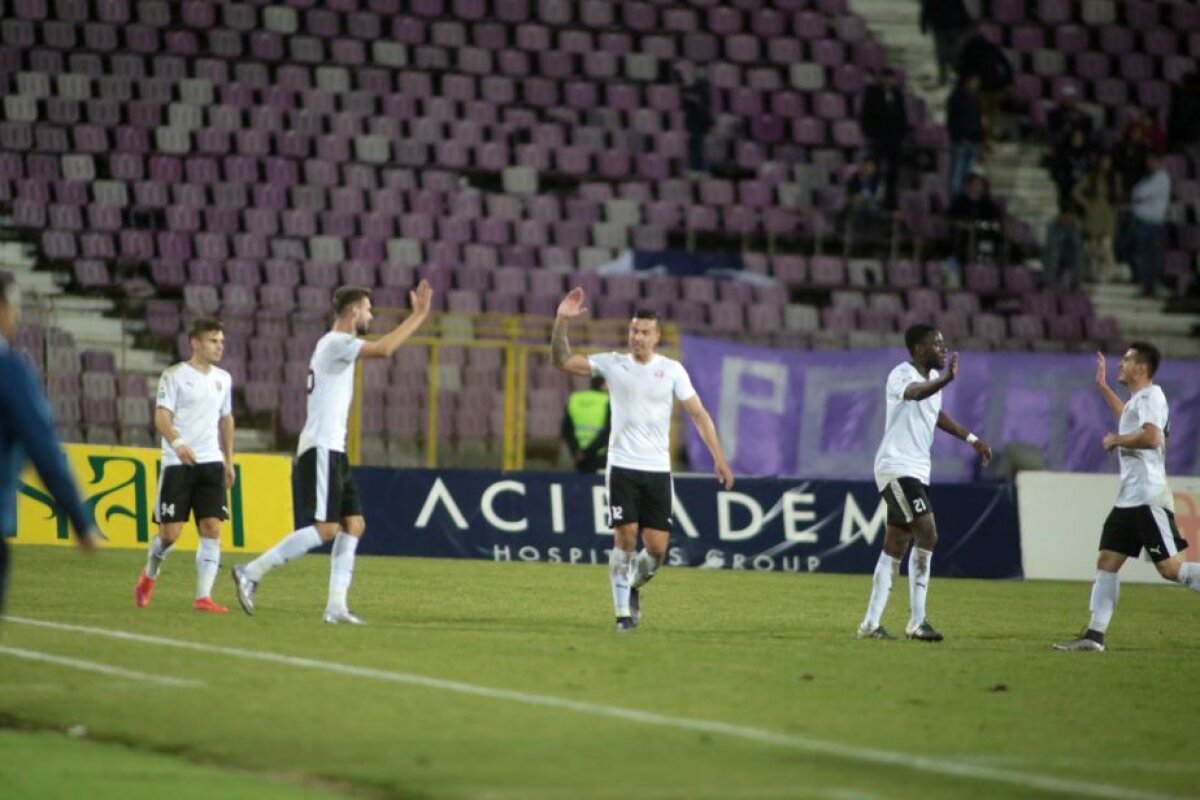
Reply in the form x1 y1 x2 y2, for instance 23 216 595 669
231 281 432 623
135 318 235 613
1055 343 1200 652
858 324 992 642
552 287 734 632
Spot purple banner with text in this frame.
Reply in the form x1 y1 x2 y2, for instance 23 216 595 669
681 337 1200 482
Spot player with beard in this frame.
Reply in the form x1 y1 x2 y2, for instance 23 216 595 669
857 324 992 642
232 282 432 623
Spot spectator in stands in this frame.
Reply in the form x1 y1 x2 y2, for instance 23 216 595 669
1051 129 1093 214
947 170 1000 279
562 376 611 473
677 64 713 175
947 74 985 198
1114 116 1155 199
0 273 98 612
845 156 887 237
859 68 910 209
1046 85 1094 150
1128 152 1171 297
954 29 1015 137
1042 210 1085 290
1167 70 1200 151
1072 153 1122 283
920 0 972 87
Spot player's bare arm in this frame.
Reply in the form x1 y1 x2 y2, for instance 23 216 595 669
219 414 235 488
1102 423 1161 453
682 394 735 489
936 410 992 466
903 353 957 401
552 287 592 377
155 406 197 465
359 279 433 360
1094 351 1124 420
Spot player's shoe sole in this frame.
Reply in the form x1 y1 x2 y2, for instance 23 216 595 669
230 565 257 616
905 620 944 642
192 596 229 613
134 572 155 608
1052 637 1105 652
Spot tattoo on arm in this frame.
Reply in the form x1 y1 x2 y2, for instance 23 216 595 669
551 319 571 366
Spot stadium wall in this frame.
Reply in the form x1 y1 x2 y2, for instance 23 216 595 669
351 469 1022 578
1017 472 1200 584
14 444 294 552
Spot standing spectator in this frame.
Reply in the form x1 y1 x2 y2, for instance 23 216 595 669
1073 153 1122 283
1051 129 1093 213
947 74 985 198
920 0 972 87
955 30 1015 136
1167 70 1200 151
678 64 713 175
859 68 911 209
1042 211 1085 290
562 376 611 473
1114 117 1153 197
1128 152 1171 297
1047 85 1094 150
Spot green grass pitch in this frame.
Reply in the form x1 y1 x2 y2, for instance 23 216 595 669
1 545 1197 799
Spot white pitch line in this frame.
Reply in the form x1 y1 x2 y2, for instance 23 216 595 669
0 644 203 689
0 615 1185 800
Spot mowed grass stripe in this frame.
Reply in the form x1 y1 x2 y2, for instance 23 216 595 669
2 614 1185 800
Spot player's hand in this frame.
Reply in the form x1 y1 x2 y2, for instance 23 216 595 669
946 352 959 381
175 444 198 465
410 279 433 317
1094 351 1106 386
1102 433 1119 452
973 438 993 467
715 459 735 490
224 462 236 489
557 287 588 319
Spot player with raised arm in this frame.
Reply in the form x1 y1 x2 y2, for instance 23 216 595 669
858 324 992 642
552 287 733 632
231 281 432 623
135 318 235 613
1054 343 1200 652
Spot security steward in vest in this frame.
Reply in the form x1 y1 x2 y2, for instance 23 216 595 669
562 376 611 473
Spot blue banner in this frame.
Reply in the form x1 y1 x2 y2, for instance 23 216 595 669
351 469 1022 578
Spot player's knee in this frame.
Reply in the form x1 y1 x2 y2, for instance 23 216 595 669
645 541 668 561
159 527 181 546
1155 559 1180 582
344 519 366 538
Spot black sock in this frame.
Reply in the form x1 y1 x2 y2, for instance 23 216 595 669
1084 628 1105 645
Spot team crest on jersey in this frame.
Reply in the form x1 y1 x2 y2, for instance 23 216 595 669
215 381 222 392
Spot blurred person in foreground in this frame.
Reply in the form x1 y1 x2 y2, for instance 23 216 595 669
0 273 98 614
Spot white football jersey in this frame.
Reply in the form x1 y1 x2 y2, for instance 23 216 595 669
156 362 232 467
588 352 696 473
874 361 941 490
298 332 364 456
1114 384 1172 510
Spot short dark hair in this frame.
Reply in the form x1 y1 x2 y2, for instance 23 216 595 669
904 324 937 355
632 309 660 328
332 285 372 316
590 375 606 391
1128 340 1161 377
189 317 223 340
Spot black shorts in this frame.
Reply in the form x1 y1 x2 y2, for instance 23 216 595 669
295 447 362 524
606 465 673 531
880 477 933 528
1099 505 1188 563
154 463 229 524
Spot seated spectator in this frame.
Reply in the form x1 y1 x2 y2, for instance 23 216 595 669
1042 211 1085 290
947 171 1002 272
1167 70 1200 151
1051 129 1093 213
1046 85 1094 150
1072 153 1122 283
845 157 886 236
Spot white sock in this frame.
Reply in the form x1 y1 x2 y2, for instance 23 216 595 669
195 537 220 600
326 532 359 613
145 534 173 579
1089 570 1120 633
1177 562 1200 593
632 550 663 589
609 548 633 618
863 552 898 629
245 526 323 582
909 547 933 626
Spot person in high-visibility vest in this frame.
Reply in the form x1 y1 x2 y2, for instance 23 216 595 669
562 376 611 473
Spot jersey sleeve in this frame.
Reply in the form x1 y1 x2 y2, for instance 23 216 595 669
588 352 615 377
328 334 365 365
886 364 917 401
156 369 178 412
221 371 233 417
672 362 697 402
1135 389 1169 430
